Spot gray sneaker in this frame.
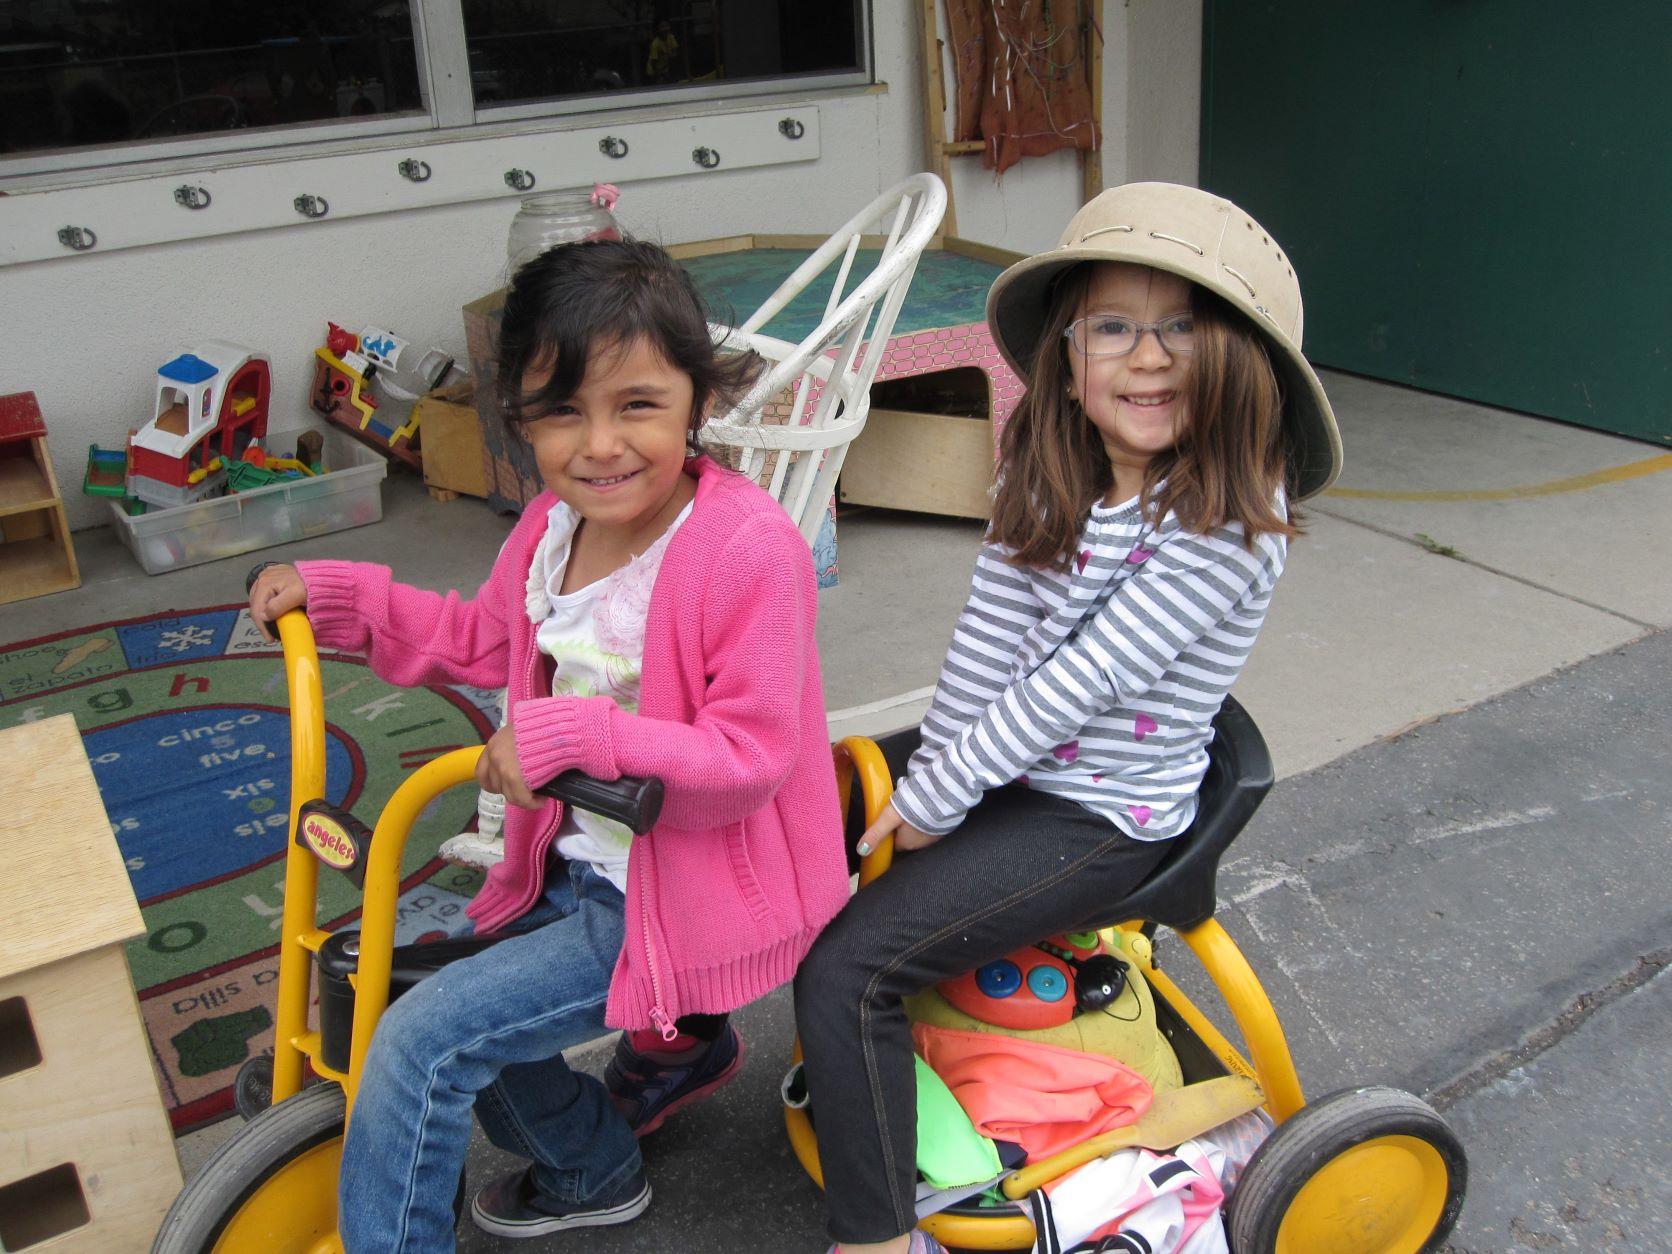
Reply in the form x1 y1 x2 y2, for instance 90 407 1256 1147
470 1165 651 1238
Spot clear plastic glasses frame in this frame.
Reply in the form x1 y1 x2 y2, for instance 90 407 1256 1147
1063 314 1196 357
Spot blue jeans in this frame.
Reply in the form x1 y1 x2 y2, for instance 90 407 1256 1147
338 859 640 1253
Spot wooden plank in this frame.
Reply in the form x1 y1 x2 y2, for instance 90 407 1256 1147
839 407 995 520
0 534 78 605
919 0 958 237
1082 2 1105 202
0 946 181 1248
750 232 902 252
0 716 143 981
944 140 985 155
0 455 55 517
416 393 491 500
664 235 757 261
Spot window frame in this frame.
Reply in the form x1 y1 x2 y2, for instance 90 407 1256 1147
0 0 874 191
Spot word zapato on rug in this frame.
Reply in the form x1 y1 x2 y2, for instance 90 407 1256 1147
0 606 494 1132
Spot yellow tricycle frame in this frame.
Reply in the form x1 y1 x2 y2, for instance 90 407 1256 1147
269 612 483 1123
787 736 1308 1251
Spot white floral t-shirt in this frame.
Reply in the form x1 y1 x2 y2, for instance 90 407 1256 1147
525 499 693 891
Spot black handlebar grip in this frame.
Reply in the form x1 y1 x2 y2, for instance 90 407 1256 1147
536 771 664 835
246 561 285 595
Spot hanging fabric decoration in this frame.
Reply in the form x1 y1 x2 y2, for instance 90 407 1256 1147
943 0 1101 176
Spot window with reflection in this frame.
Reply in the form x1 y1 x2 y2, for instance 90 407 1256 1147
1 0 424 157
461 1 865 111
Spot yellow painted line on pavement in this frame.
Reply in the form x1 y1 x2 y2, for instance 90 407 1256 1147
1325 453 1672 502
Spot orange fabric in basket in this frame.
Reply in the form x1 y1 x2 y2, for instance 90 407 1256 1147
913 1022 1152 1162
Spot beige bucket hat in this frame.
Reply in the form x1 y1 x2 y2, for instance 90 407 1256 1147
987 181 1342 499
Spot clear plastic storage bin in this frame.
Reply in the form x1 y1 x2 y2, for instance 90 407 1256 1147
108 425 387 575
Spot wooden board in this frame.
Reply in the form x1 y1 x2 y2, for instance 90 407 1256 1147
415 388 491 500
0 716 143 981
0 947 182 1250
0 452 56 517
838 407 995 520
0 430 79 605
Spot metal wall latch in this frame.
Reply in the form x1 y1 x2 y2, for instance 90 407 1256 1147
57 225 97 251
293 194 330 219
778 117 806 140
397 158 432 182
504 168 536 191
173 184 212 210
599 136 629 159
692 146 721 169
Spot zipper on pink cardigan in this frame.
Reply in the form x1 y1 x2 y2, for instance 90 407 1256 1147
640 882 678 1042
528 543 676 1042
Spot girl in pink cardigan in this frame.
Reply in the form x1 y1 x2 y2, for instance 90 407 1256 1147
249 239 848 1250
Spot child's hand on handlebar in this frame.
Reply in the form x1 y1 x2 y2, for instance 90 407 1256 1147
249 564 308 642
856 801 941 857
477 725 538 810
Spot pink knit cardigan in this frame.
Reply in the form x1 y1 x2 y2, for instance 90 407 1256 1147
295 457 849 1033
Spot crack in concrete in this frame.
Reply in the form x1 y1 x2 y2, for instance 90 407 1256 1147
1312 505 1659 632
1425 946 1672 1113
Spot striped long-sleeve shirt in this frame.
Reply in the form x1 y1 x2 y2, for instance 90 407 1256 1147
891 492 1287 841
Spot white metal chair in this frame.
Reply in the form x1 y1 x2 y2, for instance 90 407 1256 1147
700 173 948 545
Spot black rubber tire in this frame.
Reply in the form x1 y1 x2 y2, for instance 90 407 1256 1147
152 1083 346 1253
232 1055 274 1121
1225 1086 1466 1254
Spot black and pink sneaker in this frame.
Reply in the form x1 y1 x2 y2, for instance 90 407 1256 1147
604 1022 746 1137
826 1233 949 1254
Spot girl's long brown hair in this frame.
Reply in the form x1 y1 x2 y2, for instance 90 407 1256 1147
989 265 1300 571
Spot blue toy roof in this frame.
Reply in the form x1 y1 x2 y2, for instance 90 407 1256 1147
159 353 218 385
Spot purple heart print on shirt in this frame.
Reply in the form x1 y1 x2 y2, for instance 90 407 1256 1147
1134 714 1158 741
1052 740 1080 763
1129 805 1152 827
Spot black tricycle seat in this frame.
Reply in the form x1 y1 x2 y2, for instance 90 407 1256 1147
860 694 1273 933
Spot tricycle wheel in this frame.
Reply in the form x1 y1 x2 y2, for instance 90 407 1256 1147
152 1083 345 1253
232 1055 274 1120
1225 1086 1465 1254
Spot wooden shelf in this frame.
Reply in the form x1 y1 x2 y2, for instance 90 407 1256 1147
0 456 56 517
0 396 82 602
0 533 79 605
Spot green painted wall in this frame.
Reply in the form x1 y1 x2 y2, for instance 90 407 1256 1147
1201 2 1670 444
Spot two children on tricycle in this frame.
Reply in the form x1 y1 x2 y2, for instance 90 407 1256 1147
165 181 1461 1254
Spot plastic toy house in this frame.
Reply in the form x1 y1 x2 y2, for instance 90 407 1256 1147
0 391 80 606
128 342 271 509
0 716 181 1250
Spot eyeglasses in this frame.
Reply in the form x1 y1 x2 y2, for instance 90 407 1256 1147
1063 313 1196 357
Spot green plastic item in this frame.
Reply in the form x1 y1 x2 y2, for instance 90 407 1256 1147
914 1056 1001 1189
83 443 129 498
224 460 283 493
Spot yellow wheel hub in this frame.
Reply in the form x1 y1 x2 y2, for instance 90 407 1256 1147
213 1137 342 1254
1276 1134 1451 1254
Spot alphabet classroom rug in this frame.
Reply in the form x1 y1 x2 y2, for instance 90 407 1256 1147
0 606 494 1132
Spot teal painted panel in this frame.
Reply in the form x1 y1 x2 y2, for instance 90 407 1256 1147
1201 1 1671 444
682 248 1005 343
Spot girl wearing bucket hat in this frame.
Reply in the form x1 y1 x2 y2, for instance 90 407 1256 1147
793 183 1342 1254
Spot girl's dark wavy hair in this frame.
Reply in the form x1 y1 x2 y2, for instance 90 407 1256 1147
495 237 761 450
989 263 1300 570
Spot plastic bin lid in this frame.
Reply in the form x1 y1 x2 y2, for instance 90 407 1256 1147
159 353 218 384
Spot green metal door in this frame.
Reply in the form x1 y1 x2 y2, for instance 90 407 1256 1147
1200 1 1671 444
